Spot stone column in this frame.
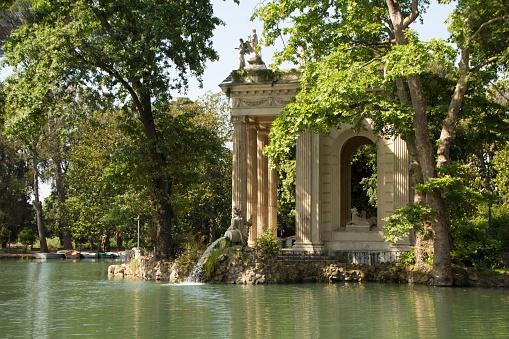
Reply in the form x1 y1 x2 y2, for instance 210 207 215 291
294 130 323 252
232 115 247 218
394 135 410 209
256 126 270 238
392 135 411 248
310 132 322 247
256 125 269 242
246 123 258 247
294 130 313 249
268 161 278 230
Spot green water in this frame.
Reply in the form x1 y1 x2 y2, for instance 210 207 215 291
1 260 508 338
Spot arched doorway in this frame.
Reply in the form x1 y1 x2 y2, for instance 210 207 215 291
340 136 375 227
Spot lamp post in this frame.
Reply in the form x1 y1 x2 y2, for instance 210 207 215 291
137 216 140 249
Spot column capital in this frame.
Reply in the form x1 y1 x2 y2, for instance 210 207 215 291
256 123 271 133
231 115 248 124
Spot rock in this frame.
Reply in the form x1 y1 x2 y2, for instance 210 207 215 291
452 266 469 286
106 248 509 287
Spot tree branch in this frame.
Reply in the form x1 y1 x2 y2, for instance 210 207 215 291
469 55 500 72
402 0 419 29
470 14 509 42
87 0 113 33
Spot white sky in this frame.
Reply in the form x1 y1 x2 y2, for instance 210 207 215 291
184 0 456 100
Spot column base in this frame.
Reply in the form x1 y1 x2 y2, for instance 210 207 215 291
292 241 325 253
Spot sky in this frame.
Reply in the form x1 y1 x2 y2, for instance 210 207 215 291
183 0 456 101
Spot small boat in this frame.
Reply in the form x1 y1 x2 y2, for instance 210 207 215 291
98 251 119 259
35 252 66 259
65 250 81 259
80 252 99 259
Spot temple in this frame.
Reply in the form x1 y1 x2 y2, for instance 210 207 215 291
220 69 412 254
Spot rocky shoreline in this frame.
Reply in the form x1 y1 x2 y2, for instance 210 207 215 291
108 247 509 287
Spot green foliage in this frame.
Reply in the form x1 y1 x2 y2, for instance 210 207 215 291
418 163 490 221
488 204 509 250
383 203 433 243
2 0 230 258
17 228 36 249
451 216 502 269
493 145 509 203
273 151 296 237
351 144 377 216
155 96 232 243
0 0 33 56
256 226 281 257
383 31 430 80
49 92 232 252
0 125 34 247
396 251 416 267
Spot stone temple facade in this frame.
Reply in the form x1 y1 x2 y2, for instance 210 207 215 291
220 69 412 254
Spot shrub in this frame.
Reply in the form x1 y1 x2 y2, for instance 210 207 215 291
397 251 416 266
451 217 502 269
18 228 37 249
256 226 281 257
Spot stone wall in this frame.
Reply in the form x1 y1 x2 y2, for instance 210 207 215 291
108 247 509 287
109 247 424 284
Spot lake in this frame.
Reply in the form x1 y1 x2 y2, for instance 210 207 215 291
1 260 508 338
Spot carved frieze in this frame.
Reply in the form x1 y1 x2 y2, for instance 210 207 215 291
232 96 293 108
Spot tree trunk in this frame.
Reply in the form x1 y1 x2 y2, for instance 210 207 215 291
407 76 453 286
437 48 470 168
395 74 435 269
406 140 433 269
32 145 48 253
386 0 453 285
53 156 73 249
136 85 174 259
116 233 123 249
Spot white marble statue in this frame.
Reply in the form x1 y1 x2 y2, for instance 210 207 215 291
249 29 259 57
236 29 265 69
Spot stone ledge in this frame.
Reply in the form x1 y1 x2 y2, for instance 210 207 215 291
107 249 509 287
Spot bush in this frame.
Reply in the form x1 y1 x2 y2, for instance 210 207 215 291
256 226 281 257
451 218 502 269
18 228 37 249
397 251 416 266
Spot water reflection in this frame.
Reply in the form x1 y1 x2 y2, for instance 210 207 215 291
0 261 508 338
25 262 50 338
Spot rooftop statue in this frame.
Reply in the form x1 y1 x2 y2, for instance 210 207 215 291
236 29 266 70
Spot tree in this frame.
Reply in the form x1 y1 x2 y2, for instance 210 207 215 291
3 0 234 259
18 227 36 249
46 92 232 252
255 0 509 285
0 125 34 249
1 75 50 252
165 93 232 247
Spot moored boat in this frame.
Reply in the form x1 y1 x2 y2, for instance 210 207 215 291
35 252 66 259
80 252 98 259
65 250 81 259
98 251 119 259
